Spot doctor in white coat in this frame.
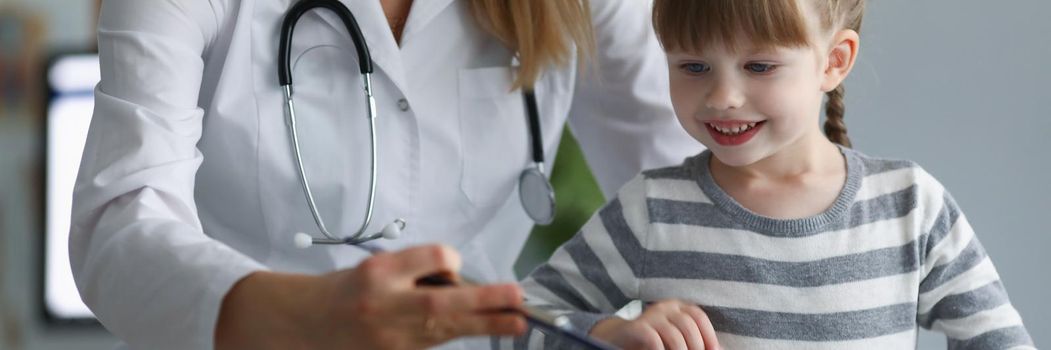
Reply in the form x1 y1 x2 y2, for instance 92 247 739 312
71 0 701 349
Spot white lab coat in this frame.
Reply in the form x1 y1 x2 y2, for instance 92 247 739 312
71 0 701 349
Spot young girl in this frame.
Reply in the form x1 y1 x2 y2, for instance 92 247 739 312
503 0 1035 349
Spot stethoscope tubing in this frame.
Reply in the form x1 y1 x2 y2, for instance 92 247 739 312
523 89 544 164
283 73 380 244
279 0 372 81
280 0 380 245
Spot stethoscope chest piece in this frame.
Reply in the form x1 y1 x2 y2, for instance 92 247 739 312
519 164 556 225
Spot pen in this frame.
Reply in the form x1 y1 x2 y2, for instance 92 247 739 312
353 243 617 350
417 274 618 350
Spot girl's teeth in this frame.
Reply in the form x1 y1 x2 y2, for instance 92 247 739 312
710 122 758 135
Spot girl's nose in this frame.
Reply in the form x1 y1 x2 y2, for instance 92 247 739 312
705 77 745 111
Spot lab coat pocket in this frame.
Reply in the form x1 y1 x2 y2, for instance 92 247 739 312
457 67 529 208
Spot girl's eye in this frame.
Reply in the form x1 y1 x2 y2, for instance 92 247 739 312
681 63 710 74
744 63 776 73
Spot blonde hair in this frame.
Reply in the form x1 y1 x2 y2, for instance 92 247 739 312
468 0 596 90
652 0 865 147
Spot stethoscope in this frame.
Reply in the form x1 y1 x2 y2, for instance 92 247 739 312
279 0 555 249
276 3 617 349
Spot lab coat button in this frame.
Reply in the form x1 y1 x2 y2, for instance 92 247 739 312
397 98 410 111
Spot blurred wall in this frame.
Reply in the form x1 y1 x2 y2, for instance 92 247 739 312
1 1 118 349
849 0 1051 345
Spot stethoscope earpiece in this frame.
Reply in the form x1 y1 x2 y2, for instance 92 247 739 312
293 232 314 249
381 219 406 240
292 219 405 249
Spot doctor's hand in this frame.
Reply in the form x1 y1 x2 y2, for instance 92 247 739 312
589 299 721 350
215 245 527 350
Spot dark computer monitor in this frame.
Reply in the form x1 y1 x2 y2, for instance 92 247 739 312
41 51 100 324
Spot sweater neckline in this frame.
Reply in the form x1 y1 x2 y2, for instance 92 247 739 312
692 146 863 236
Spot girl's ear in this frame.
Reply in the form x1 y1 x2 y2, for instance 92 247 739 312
821 29 860 92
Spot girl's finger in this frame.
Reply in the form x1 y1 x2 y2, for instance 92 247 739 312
652 318 688 350
682 305 721 350
668 312 705 349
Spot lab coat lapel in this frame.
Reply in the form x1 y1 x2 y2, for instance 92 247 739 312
400 0 455 44
317 0 408 96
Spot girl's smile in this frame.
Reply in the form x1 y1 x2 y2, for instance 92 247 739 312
704 120 767 146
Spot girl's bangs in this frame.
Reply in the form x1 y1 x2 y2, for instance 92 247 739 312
653 0 812 53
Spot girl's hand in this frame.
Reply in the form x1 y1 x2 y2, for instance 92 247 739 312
589 299 720 350
215 245 527 349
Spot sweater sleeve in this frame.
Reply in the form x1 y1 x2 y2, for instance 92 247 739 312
916 190 1034 349
494 176 650 349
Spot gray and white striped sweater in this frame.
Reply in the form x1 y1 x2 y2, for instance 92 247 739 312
503 148 1034 349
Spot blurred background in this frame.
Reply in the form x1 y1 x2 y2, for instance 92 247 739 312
0 0 1046 349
